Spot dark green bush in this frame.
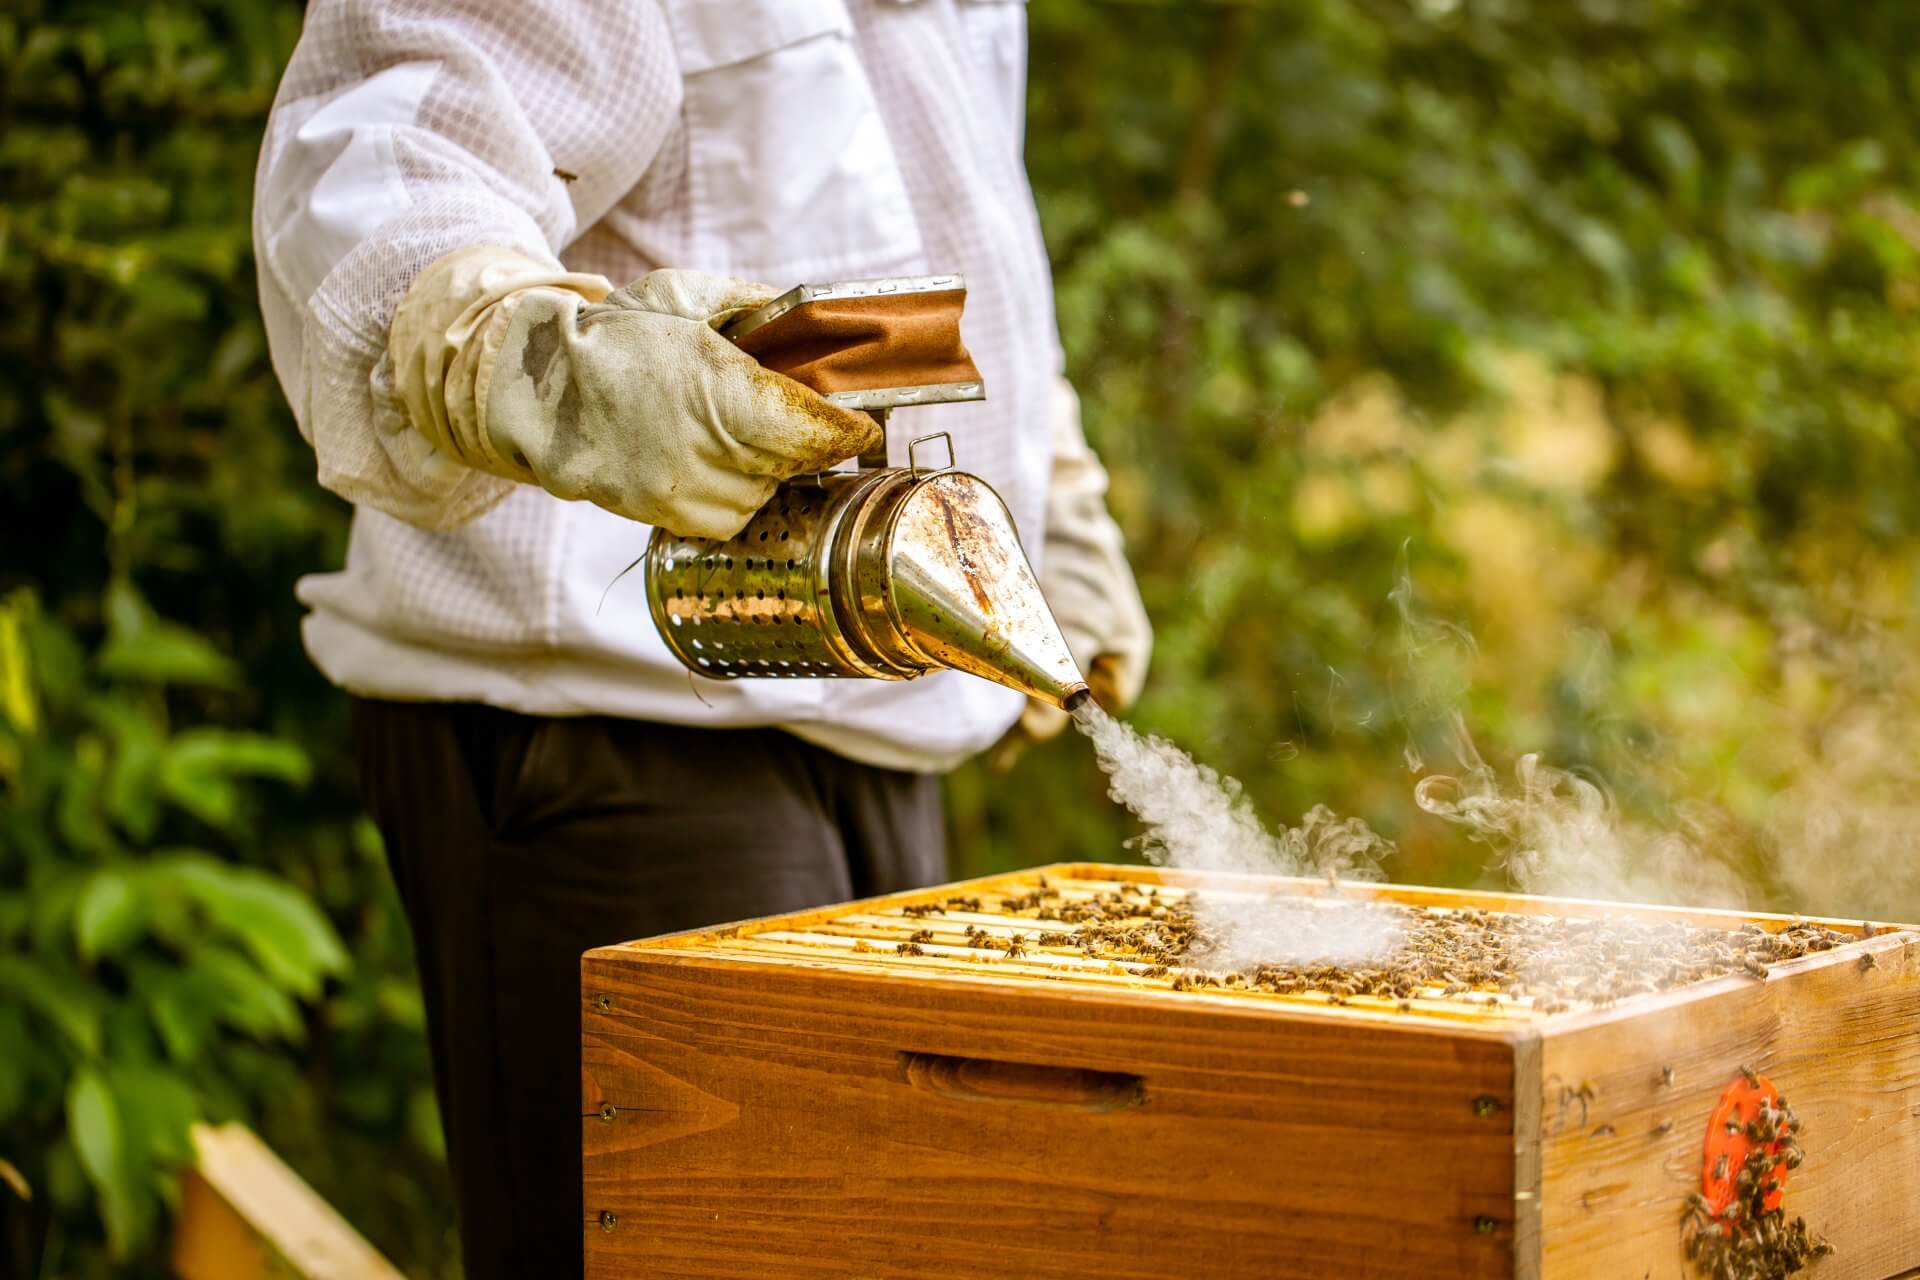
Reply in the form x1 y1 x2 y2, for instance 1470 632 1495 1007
1 3 454 1274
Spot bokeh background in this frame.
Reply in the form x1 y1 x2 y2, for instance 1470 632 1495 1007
5 0 1920 1273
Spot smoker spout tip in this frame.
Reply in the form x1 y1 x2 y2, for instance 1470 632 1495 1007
1062 685 1092 713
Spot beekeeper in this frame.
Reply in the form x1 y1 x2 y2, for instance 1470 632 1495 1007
254 1 1149 1273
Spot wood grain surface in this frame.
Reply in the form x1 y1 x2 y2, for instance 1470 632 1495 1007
1529 929 1920 1278
581 954 1520 1279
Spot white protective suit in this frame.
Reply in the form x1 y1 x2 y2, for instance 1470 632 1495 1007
254 0 1102 771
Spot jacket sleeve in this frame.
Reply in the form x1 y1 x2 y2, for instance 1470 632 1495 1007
252 0 682 529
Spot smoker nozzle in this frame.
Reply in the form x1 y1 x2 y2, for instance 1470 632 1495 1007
1062 685 1092 713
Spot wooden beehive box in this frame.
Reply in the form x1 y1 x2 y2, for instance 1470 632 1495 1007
581 864 1920 1279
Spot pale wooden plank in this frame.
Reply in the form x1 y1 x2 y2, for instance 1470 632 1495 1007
170 1123 404 1280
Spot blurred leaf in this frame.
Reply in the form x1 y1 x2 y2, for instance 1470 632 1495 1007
158 730 310 830
90 696 165 840
43 1139 89 1214
96 579 239 688
0 591 38 735
136 960 215 1064
187 944 305 1041
406 1087 445 1162
165 853 347 999
1642 115 1701 211
67 1067 143 1258
75 868 145 961
109 1065 197 1175
0 955 102 1056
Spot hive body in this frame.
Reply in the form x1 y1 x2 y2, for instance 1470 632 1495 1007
580 865 1920 1279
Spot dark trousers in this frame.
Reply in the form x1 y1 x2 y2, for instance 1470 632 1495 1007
349 699 945 1280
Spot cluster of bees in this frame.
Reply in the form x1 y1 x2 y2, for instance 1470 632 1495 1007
888 878 1862 1014
1682 1084 1831 1279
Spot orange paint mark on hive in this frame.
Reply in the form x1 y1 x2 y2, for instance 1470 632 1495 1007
1701 1071 1791 1234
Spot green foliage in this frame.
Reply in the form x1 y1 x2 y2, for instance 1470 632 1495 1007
0 587 346 1263
2 2 455 1275
962 0 1920 920
6 0 1920 1276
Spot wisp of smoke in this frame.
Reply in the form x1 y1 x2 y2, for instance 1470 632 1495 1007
1412 714 1749 909
1072 702 1402 967
1391 561 1754 911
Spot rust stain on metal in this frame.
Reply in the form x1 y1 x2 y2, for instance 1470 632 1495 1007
934 486 998 616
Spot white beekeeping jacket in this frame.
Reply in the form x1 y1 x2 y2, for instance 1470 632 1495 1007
254 0 1061 772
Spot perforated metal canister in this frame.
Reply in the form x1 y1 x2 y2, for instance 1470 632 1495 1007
645 469 904 681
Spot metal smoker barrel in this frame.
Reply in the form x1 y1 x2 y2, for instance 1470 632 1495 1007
642 274 1089 711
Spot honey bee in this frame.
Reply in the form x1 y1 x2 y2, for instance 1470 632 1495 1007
1713 1154 1729 1180
895 942 925 956
1742 957 1768 979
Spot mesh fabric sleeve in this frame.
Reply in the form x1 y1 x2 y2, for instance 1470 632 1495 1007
253 0 683 529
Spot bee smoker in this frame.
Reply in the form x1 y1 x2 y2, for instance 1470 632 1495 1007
643 275 1090 710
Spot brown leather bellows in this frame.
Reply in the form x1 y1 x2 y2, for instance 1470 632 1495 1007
729 289 980 396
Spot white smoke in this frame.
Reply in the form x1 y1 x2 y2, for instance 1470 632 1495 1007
1411 712 1750 909
1071 702 1402 967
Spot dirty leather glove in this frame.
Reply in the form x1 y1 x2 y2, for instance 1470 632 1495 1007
988 378 1153 770
389 245 880 538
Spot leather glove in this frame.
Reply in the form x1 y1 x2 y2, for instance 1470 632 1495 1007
988 377 1152 770
389 245 880 538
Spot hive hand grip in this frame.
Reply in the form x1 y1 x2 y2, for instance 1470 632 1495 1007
898 1051 1145 1114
